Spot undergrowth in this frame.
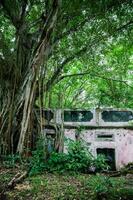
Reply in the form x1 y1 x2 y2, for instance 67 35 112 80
28 138 108 175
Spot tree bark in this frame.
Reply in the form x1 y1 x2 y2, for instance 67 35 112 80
17 0 60 154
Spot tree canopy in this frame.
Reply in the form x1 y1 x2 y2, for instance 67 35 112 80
0 0 133 154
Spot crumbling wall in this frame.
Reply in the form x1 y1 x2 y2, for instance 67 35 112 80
64 128 133 170
43 108 133 170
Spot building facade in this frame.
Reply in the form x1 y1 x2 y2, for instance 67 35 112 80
43 108 133 170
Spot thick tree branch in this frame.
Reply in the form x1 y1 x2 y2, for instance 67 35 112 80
60 71 125 82
45 17 133 92
20 0 28 21
59 71 133 88
33 0 60 57
45 46 88 91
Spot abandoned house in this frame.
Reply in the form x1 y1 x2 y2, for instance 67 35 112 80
42 108 133 170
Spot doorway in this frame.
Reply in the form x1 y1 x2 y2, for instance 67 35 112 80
97 148 116 170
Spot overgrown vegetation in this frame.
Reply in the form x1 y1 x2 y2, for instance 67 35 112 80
28 139 108 175
0 139 108 176
0 168 133 200
45 146 106 173
0 141 133 199
0 0 133 199
0 0 133 155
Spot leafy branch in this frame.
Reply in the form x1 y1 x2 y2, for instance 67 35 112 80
45 17 133 91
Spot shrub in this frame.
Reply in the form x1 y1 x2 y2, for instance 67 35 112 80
45 140 93 173
46 152 69 173
2 154 22 168
45 140 108 173
28 136 46 176
29 138 108 175
67 140 93 172
93 154 109 172
87 175 125 200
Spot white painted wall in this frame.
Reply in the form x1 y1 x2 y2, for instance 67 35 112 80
64 128 133 169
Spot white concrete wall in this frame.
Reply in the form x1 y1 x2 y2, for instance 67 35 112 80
64 128 133 169
55 108 133 127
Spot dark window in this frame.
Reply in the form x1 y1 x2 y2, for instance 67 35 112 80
96 134 113 141
97 135 113 139
64 111 93 122
97 148 116 170
101 111 133 122
43 110 54 121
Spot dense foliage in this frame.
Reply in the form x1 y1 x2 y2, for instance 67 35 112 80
0 2 133 199
28 139 108 175
0 0 133 155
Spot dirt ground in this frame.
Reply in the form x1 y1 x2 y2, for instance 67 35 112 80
0 167 133 200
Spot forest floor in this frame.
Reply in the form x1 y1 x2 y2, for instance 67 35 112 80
0 166 133 200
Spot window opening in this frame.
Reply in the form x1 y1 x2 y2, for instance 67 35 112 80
101 111 133 122
64 110 93 122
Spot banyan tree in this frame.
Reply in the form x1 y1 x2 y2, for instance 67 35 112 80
0 0 132 155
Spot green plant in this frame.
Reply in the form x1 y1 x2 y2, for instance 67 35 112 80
75 126 85 138
89 175 113 195
29 138 108 175
46 152 69 173
45 140 108 173
46 140 93 173
87 175 125 200
67 140 93 172
120 162 133 175
28 136 46 176
93 154 109 171
2 154 22 168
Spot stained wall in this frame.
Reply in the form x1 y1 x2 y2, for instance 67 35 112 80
64 128 133 169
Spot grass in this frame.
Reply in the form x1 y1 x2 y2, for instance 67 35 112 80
0 167 133 200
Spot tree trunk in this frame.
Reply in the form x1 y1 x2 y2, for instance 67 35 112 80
0 0 60 155
17 0 60 154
